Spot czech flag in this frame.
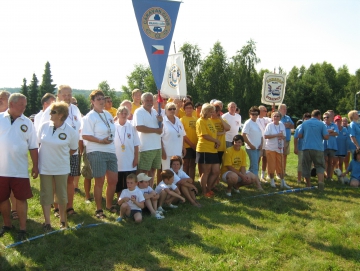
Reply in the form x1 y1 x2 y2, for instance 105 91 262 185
152 45 164 55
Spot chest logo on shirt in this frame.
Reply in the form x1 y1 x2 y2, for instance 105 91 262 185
127 133 131 139
20 125 28 132
189 120 196 129
59 133 67 140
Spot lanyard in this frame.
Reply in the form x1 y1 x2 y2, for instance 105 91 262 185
116 125 126 146
67 105 75 128
97 111 111 131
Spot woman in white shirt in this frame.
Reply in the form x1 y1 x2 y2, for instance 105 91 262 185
82 90 117 219
38 102 79 230
114 105 140 197
264 111 291 189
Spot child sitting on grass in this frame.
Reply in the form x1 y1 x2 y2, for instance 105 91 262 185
155 169 185 213
342 148 360 187
137 173 165 219
117 173 145 223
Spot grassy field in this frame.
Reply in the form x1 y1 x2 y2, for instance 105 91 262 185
1 139 360 271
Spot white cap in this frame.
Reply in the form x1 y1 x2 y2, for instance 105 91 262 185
137 173 152 182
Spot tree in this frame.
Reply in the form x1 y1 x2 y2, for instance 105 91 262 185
98 81 121 108
38 61 57 109
74 94 90 115
20 78 31 116
179 43 202 101
28 73 39 115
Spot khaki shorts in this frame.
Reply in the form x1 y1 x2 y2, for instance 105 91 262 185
138 149 162 171
302 150 325 178
266 150 284 175
40 174 68 205
81 146 93 179
297 151 303 172
284 141 290 155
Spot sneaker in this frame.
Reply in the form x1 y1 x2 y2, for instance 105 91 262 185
167 204 178 209
270 179 276 188
43 223 53 232
0 225 15 237
280 180 291 189
17 230 27 241
233 189 240 194
156 210 164 216
116 217 123 222
226 192 232 197
157 206 166 213
153 213 165 219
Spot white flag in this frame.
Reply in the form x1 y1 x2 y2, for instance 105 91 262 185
261 73 286 105
160 53 187 99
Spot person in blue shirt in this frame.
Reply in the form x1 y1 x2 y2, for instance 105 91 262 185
322 112 338 181
298 110 329 190
342 148 360 187
279 104 294 176
334 115 350 172
294 113 311 184
348 110 360 149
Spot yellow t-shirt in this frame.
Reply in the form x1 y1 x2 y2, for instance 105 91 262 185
196 118 217 153
131 103 141 115
106 107 117 118
181 116 198 148
221 146 247 175
211 118 226 152
178 108 197 119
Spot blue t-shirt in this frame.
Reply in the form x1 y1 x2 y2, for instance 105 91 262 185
349 121 360 148
294 124 303 151
323 122 338 151
347 159 360 180
335 127 349 156
299 118 329 151
280 115 294 142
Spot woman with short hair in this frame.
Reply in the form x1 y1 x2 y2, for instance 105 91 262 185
82 90 118 219
38 102 79 230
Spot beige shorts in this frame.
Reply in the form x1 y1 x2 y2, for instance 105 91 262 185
284 141 290 155
40 174 68 205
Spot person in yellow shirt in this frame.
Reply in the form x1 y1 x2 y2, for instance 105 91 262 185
211 105 230 163
221 135 264 196
104 96 117 117
131 89 142 115
178 96 197 119
196 103 220 197
181 101 198 181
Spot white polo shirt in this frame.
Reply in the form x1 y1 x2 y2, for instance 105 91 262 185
82 110 116 154
242 119 263 149
33 110 43 133
0 111 38 178
38 121 79 175
222 112 242 142
133 106 161 152
40 103 82 155
161 116 186 157
155 181 177 194
114 121 140 171
170 169 187 185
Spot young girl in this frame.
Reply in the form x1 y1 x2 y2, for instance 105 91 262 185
117 173 145 223
137 173 164 219
155 169 185 213
342 148 360 187
170 156 201 207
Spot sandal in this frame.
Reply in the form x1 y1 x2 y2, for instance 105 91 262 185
11 210 19 220
95 209 106 219
53 208 60 218
0 225 15 237
43 223 53 232
66 208 77 216
106 206 118 214
60 222 66 229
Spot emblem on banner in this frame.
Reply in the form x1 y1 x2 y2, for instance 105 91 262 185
167 64 181 88
261 73 286 105
142 7 171 40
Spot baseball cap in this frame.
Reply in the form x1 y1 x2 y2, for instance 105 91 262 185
137 173 152 182
334 115 342 121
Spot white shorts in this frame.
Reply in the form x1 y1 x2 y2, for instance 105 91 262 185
222 170 250 183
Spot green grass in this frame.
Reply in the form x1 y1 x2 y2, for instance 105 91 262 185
1 138 360 270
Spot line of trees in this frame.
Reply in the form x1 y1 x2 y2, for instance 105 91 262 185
121 40 360 118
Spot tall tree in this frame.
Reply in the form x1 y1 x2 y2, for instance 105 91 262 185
98 81 121 108
28 73 39 115
74 94 90 115
38 61 57 108
179 43 202 102
20 78 31 116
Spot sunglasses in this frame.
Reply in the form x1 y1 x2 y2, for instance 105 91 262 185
50 110 57 115
96 97 105 101
168 108 176 111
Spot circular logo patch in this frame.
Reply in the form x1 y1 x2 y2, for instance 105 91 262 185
58 133 67 140
167 64 181 88
20 124 28 132
142 7 171 40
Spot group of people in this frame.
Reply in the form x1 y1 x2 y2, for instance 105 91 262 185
1 86 359 240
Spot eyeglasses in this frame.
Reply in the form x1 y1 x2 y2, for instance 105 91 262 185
274 115 281 118
50 110 57 115
96 97 105 101
168 108 176 111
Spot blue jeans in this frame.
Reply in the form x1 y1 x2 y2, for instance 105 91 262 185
246 149 260 176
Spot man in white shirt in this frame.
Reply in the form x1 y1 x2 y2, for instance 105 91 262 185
34 93 56 132
134 92 163 187
256 105 271 181
222 102 242 147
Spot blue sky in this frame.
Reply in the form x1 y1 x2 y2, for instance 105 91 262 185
0 0 359 91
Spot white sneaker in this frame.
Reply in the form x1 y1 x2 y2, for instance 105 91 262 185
276 174 281 180
226 192 232 197
157 206 166 213
156 210 164 216
153 213 165 219
167 204 178 209
270 179 276 188
233 189 240 194
280 180 291 189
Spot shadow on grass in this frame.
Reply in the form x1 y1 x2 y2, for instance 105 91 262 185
308 241 360 263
